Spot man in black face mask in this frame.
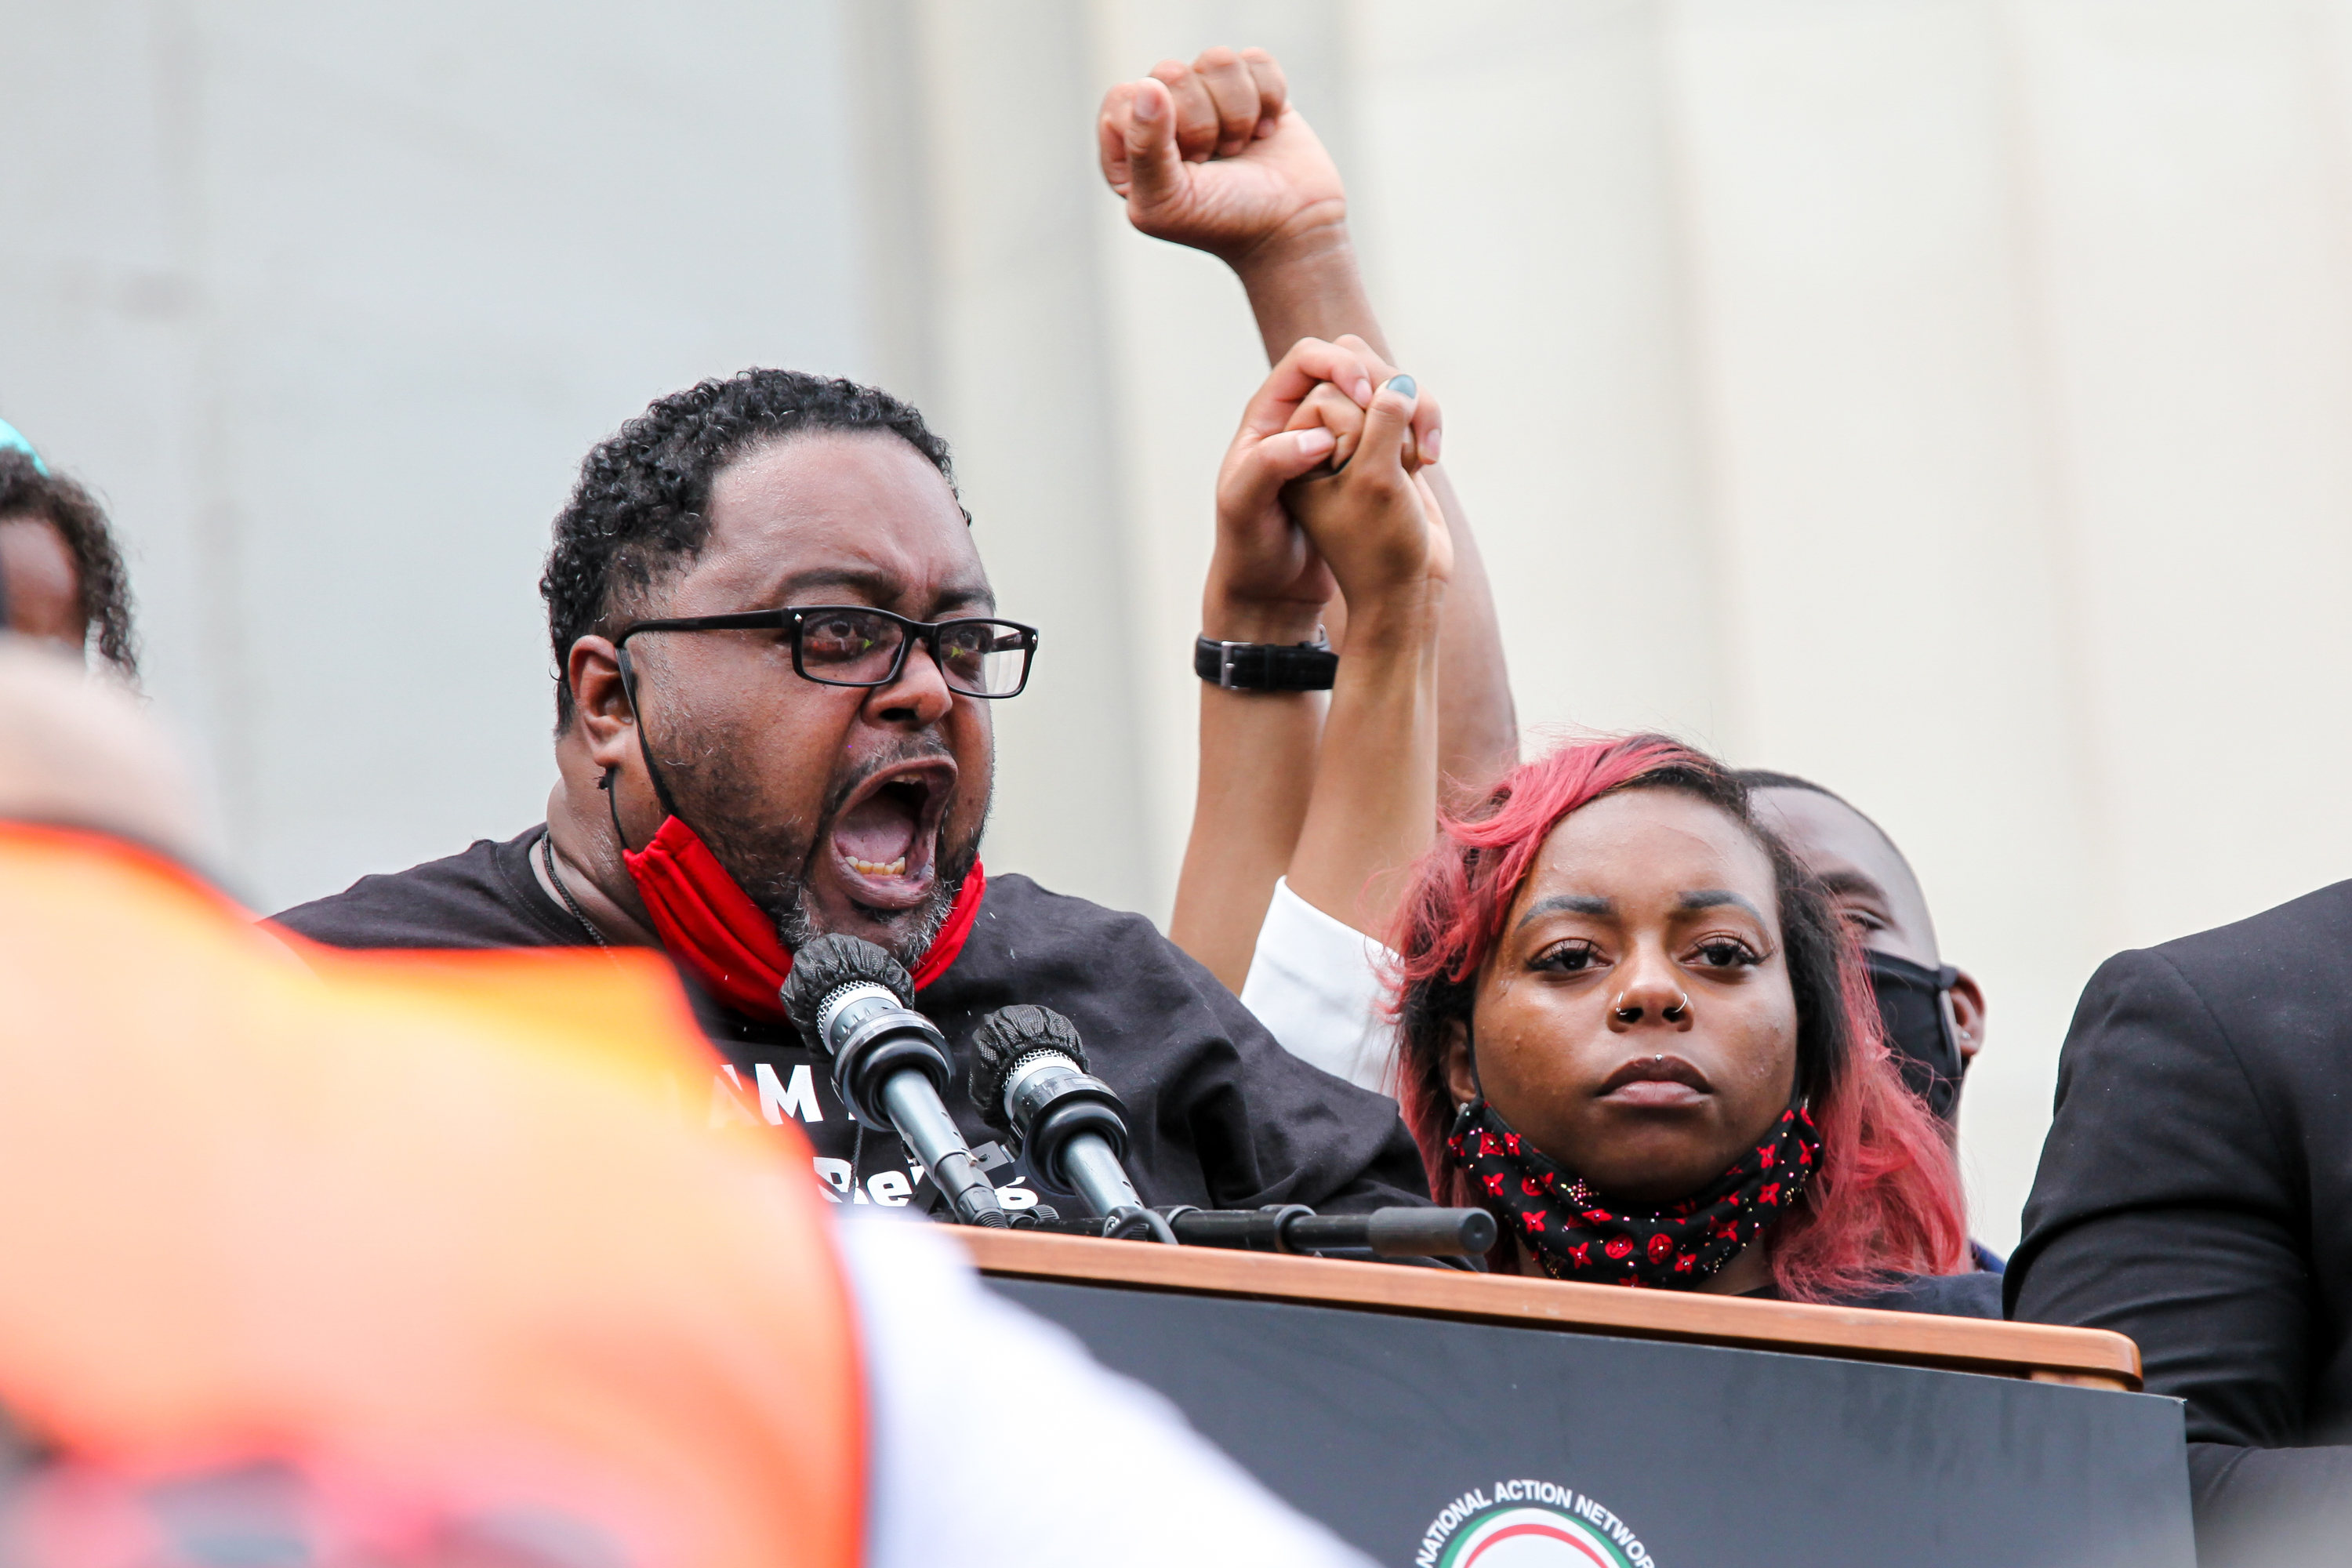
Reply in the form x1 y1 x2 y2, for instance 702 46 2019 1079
1738 771 1998 1269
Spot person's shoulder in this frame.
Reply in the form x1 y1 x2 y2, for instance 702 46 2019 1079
2141 878 2352 982
974 872 1171 949
943 872 1331 1062
2075 878 2352 1062
941 871 1229 1021
950 871 1390 1078
270 829 569 950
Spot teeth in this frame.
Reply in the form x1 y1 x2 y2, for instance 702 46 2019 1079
849 856 908 877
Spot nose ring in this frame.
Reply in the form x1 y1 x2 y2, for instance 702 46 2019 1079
1613 989 1693 1024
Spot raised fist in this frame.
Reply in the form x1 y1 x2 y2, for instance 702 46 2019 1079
1098 45 1348 265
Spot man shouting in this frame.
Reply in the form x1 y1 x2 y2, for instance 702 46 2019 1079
275 369 1427 1220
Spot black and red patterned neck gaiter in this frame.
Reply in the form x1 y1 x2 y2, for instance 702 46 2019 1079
1446 1098 1821 1288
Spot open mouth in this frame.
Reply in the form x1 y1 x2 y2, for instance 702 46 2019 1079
828 759 954 911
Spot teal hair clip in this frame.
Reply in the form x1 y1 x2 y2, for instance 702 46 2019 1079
0 418 49 475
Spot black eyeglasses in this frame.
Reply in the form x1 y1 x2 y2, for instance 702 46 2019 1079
615 605 1040 699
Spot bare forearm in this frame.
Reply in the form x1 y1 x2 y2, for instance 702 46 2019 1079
1171 594 1327 993
1287 593 1443 941
1233 223 1388 363
1425 466 1517 797
1173 685 1321 992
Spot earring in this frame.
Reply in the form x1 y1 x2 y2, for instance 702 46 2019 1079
1611 991 1641 1023
1662 989 1690 1022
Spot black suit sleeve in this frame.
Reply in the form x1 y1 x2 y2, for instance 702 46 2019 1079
2007 947 2352 1533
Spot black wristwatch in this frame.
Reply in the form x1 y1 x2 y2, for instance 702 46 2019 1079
1195 634 1338 692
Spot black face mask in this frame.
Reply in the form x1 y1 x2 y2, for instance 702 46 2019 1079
1866 950 1965 1124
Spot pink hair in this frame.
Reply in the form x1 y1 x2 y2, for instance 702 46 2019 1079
1386 735 1969 1301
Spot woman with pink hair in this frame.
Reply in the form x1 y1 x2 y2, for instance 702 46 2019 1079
1164 298 1985 1306
1128 41 1984 1308
1387 735 1986 1308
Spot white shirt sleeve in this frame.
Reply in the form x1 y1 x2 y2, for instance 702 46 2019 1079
839 1213 1374 1568
1238 877 1401 1096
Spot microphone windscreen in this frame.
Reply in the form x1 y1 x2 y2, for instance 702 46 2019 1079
965 1004 1087 1136
779 933 915 1047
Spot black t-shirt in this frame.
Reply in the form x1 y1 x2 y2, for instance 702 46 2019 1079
272 828 1432 1221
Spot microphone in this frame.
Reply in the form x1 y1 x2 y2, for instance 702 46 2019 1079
780 935 1007 1228
968 1005 1171 1242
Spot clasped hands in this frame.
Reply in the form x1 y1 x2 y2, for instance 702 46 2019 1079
1210 337 1452 655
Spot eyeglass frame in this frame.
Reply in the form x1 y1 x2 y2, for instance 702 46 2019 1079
612 604 1041 699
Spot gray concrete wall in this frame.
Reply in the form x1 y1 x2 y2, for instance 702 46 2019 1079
2 0 873 904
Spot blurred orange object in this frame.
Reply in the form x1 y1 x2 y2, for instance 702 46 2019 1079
0 821 862 1568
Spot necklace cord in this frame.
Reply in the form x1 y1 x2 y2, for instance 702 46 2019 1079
539 830 613 954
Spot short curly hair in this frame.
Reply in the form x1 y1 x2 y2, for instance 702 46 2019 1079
0 449 139 679
539 368 963 730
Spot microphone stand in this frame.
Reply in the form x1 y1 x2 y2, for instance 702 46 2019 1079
1019 1204 1498 1262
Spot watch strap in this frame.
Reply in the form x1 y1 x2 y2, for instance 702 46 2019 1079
1194 635 1338 692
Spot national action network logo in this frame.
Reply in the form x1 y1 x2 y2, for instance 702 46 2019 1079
1415 1479 1658 1568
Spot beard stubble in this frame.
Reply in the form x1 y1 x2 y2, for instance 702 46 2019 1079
660 726 986 969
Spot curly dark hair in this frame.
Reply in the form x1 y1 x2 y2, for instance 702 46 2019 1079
0 449 139 679
539 369 963 730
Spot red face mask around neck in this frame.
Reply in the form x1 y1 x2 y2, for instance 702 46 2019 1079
620 815 985 1021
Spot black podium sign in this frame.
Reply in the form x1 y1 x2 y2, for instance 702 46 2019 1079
985 1260 2193 1568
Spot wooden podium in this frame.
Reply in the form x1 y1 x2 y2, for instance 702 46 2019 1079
960 1229 2193 1568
